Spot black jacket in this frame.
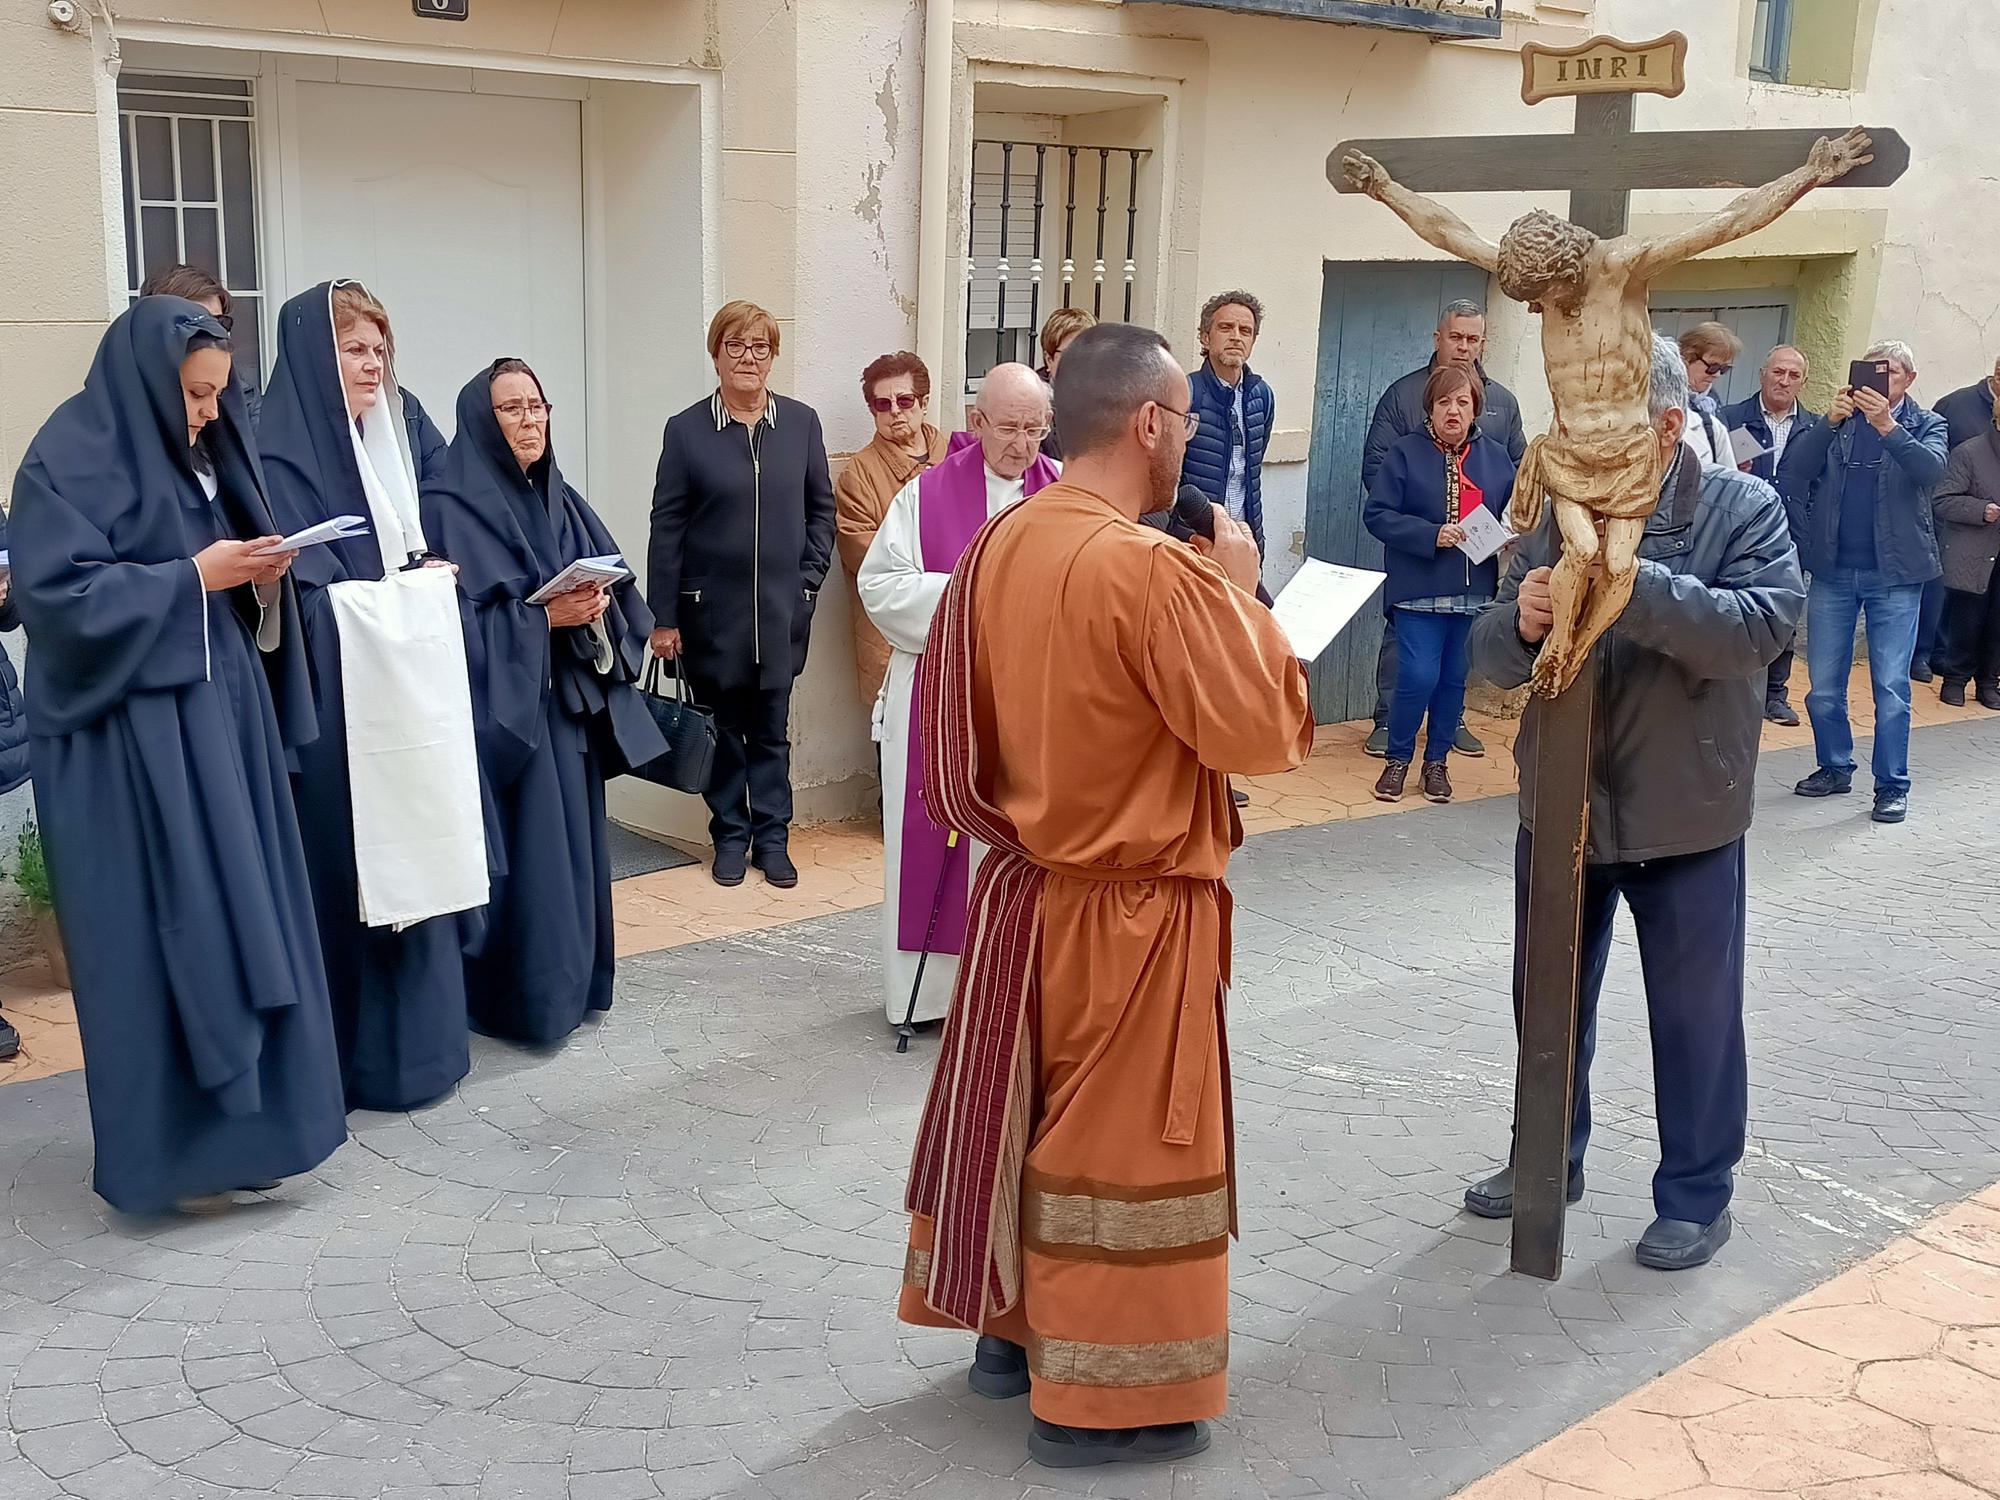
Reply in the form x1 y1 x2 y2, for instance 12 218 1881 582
1718 394 1821 491
1782 398 1949 586
1362 359 1527 495
1934 377 1997 453
647 392 836 693
1472 449 1804 865
0 507 24 796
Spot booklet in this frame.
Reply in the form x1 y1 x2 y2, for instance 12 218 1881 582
255 514 371 555
1269 558 1385 664
1454 505 1512 565
1728 426 1772 468
527 554 631 605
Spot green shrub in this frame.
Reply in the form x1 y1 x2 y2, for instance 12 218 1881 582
14 819 52 913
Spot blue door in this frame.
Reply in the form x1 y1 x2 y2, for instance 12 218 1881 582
1305 260 1491 724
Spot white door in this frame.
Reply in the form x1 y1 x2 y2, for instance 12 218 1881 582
288 80 589 485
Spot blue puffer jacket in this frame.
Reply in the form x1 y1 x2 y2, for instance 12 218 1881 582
1364 430 1516 608
0 510 25 796
1180 361 1273 554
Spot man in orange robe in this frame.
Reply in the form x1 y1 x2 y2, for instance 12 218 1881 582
897 322 1314 1468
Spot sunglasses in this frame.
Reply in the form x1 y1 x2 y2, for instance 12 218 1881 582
869 393 921 414
1697 357 1732 376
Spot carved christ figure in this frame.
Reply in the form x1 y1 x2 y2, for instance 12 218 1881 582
1342 127 1873 693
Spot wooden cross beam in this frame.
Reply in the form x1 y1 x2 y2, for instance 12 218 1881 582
1327 33 1908 1281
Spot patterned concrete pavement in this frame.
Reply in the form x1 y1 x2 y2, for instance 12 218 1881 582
3 719 1999 1499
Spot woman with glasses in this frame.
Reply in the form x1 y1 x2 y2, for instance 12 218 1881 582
421 361 664 1043
646 301 836 888
835 351 949 718
1678 322 1743 469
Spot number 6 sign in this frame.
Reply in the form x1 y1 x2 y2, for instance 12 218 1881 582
412 0 469 18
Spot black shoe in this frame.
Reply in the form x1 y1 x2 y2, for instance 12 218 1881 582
0 1016 19 1062
1793 767 1853 798
755 849 799 888
1764 698 1800 726
1463 1164 1586 1220
1636 1211 1732 1270
1941 678 1969 708
712 847 748 887
1454 725 1486 757
1231 787 1249 807
968 1335 1029 1400
1980 681 2000 712
1910 659 1934 685
1871 789 1908 824
1364 723 1389 758
1028 1417 1211 1469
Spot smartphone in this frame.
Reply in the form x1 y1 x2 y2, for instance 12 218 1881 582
1847 359 1893 398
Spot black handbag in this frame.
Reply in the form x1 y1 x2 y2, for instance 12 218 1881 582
631 658 719 795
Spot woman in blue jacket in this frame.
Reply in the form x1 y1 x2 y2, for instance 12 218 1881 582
1363 365 1516 805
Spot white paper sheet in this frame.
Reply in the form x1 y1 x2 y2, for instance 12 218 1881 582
1727 426 1772 467
256 514 371 555
1455 505 1512 565
528 554 631 605
1268 558 1384 664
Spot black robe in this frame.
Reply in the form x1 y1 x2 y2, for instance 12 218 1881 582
7 296 346 1211
257 281 475 1111
422 364 664 1043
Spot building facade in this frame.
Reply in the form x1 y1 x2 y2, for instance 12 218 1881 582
1 0 1991 838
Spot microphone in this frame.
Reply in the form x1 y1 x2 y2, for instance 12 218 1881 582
1171 484 1216 542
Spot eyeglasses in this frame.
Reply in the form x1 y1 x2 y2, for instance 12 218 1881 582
722 339 774 362
1696 358 1733 377
214 312 234 333
493 400 552 423
869 393 921 414
1154 401 1201 439
983 421 1052 443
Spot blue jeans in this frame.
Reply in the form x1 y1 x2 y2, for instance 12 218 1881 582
1386 608 1472 764
1805 568 1923 795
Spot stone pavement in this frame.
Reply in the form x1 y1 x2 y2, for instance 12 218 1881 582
3 719 2000 1499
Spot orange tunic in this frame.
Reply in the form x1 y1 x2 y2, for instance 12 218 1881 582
834 425 948 711
898 483 1313 1429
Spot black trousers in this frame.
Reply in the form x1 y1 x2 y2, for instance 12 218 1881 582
1765 639 1797 706
1937 574 2000 685
1511 828 1748 1225
691 676 795 854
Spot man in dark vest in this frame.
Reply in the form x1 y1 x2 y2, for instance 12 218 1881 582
1361 300 1528 757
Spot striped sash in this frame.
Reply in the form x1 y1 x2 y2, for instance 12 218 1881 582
904 507 1043 1329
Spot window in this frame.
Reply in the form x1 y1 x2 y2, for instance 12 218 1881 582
118 74 266 392
1748 0 1793 82
963 140 1151 389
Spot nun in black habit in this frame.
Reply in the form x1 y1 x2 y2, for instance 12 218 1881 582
423 360 664 1043
8 297 347 1212
258 280 487 1112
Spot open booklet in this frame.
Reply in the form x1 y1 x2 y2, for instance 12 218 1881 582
254 514 371 556
527 554 631 605
1268 558 1385 664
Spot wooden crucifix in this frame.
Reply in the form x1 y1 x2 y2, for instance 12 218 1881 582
1328 32 1908 1280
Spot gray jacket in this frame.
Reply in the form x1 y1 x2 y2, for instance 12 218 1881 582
1472 447 1804 865
1932 429 2000 595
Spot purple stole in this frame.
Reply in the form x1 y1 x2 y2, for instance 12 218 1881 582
897 440 1059 954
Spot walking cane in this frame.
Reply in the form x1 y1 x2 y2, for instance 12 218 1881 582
896 831 962 1054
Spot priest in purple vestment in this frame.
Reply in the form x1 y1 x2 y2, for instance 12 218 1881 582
856 364 1060 1030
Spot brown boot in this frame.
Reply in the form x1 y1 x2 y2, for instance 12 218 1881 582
1373 759 1409 802
1421 760 1452 804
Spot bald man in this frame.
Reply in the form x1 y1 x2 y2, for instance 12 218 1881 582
857 364 1061 1030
